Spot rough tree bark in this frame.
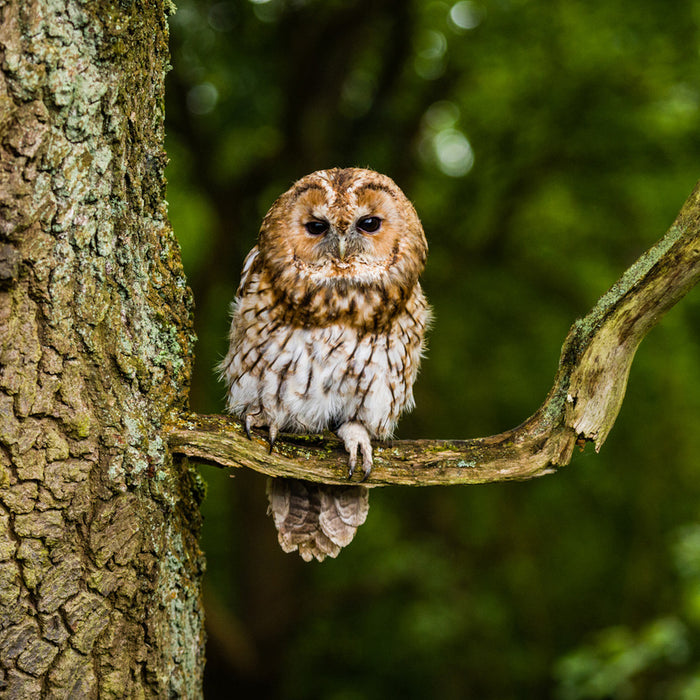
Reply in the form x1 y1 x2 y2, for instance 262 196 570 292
0 2 204 698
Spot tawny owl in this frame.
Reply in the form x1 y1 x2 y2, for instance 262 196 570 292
220 168 430 561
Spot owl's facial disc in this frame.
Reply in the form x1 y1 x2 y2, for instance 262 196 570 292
263 168 426 289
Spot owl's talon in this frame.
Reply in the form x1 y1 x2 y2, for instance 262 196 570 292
244 415 253 440
346 448 358 480
359 441 373 481
268 424 278 453
337 422 372 481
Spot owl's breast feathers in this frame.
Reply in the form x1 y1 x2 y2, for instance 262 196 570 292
239 244 426 334
221 244 430 439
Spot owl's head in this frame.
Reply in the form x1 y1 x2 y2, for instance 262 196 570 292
259 168 427 292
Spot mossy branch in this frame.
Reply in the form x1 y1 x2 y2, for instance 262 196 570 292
167 180 700 487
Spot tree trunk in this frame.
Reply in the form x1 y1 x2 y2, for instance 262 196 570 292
0 2 204 697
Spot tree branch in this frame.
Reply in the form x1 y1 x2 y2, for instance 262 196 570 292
167 181 700 487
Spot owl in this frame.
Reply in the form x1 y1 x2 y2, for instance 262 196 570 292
220 168 430 561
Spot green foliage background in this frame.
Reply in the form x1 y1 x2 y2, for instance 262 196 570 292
165 1 700 697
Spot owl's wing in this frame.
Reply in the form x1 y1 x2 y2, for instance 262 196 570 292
234 246 261 300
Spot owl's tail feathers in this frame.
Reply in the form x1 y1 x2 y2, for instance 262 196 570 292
267 478 369 562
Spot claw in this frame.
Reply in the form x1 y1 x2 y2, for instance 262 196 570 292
337 422 373 481
346 442 358 480
268 424 278 453
244 415 253 440
359 440 373 482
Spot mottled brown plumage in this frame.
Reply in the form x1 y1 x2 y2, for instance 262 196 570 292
220 168 430 561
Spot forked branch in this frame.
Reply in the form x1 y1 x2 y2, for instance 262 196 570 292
167 181 700 487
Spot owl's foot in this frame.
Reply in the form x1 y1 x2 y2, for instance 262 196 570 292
243 413 278 452
337 422 373 481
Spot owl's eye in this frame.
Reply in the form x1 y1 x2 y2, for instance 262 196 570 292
305 220 329 236
357 216 382 233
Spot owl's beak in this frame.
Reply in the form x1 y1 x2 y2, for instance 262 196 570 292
337 237 347 260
